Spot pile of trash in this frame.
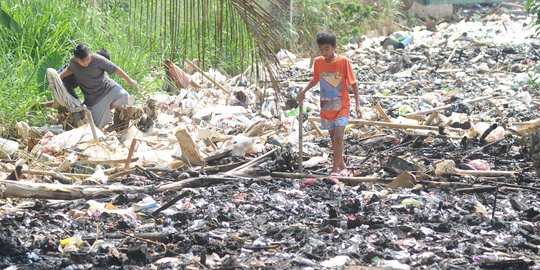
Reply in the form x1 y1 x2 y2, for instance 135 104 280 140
1 4 540 269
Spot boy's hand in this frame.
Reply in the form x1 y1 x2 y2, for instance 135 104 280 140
128 79 139 89
355 107 362 118
297 91 306 104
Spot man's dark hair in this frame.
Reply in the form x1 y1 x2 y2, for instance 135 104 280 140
96 48 110 60
74 43 90 59
317 30 337 46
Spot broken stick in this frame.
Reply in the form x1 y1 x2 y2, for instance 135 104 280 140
85 109 99 142
226 148 278 176
124 139 138 171
184 59 230 94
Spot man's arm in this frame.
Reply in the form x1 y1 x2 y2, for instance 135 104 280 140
59 68 73 79
351 83 362 118
114 68 138 89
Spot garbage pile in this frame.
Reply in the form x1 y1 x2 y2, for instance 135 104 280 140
1 4 540 269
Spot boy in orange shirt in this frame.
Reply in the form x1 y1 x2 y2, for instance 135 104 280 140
298 30 361 176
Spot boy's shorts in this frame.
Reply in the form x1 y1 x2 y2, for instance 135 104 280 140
321 116 349 131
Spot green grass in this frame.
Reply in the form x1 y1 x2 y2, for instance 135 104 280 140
291 0 402 55
0 0 162 138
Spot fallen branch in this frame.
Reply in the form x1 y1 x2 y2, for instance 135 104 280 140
156 176 242 192
77 157 139 166
308 117 462 133
0 179 149 200
226 148 278 176
455 186 497 193
270 172 393 184
22 169 92 184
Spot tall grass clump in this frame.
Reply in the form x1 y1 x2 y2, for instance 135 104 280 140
290 0 403 55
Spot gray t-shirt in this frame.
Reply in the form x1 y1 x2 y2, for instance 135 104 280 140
68 53 119 106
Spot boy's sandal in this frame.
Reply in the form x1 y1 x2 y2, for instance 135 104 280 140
330 172 340 177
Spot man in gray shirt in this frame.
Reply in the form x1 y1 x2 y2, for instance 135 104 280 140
59 43 138 129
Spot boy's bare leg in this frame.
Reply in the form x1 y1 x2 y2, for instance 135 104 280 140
329 129 339 173
333 126 346 171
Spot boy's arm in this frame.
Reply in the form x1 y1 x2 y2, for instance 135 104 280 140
297 79 318 104
114 68 138 89
351 83 362 118
59 68 73 79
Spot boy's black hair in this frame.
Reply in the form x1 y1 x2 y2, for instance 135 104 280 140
96 48 110 60
317 30 337 47
74 43 90 59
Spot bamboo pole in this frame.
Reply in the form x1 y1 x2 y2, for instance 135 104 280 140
298 101 304 173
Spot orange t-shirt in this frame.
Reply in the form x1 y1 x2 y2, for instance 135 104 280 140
313 55 356 121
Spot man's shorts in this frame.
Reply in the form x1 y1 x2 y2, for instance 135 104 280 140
88 85 130 129
321 116 349 131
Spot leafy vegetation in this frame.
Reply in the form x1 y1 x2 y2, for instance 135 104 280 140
0 0 402 138
0 0 157 137
291 0 402 55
